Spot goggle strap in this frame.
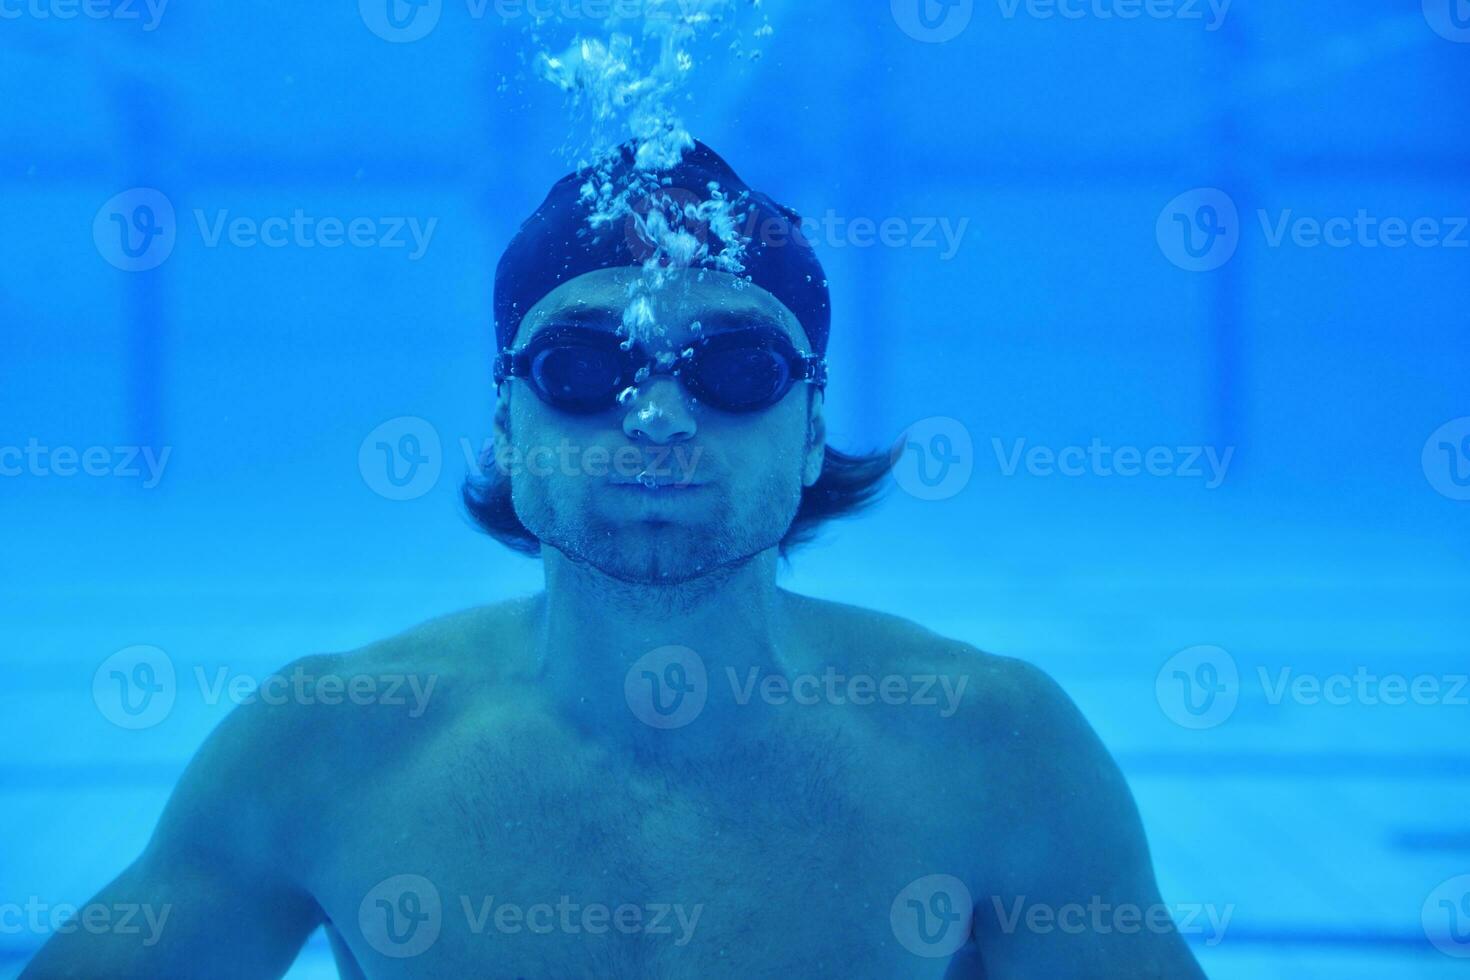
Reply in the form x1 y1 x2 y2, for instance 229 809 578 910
803 355 829 389
492 350 513 386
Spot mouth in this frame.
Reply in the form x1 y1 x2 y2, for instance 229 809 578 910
611 476 706 490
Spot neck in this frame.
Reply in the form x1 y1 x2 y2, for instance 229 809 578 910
532 545 796 751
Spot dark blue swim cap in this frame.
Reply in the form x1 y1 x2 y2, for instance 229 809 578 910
494 139 831 354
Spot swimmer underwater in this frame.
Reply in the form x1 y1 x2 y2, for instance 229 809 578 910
22 140 1206 979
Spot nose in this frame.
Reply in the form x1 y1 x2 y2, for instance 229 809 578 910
621 376 697 444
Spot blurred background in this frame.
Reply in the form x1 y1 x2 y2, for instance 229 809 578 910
2 1 1468 977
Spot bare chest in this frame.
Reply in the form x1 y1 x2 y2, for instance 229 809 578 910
312 714 979 978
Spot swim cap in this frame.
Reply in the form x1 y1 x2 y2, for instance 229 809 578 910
493 139 831 354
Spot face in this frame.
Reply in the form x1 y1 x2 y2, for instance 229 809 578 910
492 267 827 585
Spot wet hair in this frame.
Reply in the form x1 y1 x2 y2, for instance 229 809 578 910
461 394 896 558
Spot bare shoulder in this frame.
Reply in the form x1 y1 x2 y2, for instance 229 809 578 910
783 593 1143 873
294 596 540 724
188 598 540 790
323 595 539 681
782 589 1080 737
154 599 540 865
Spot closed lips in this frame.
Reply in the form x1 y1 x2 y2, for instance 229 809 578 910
612 478 704 488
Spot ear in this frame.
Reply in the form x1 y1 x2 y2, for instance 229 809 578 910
802 389 827 487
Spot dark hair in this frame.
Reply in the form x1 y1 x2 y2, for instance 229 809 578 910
461 429 897 558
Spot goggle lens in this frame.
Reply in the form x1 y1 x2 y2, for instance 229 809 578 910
501 326 821 415
530 342 626 413
685 341 792 412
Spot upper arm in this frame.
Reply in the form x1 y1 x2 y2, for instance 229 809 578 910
21 659 330 980
966 657 1205 980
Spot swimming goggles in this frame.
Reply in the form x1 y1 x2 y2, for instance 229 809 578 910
494 325 828 415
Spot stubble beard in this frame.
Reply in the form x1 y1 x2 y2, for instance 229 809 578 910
524 479 797 587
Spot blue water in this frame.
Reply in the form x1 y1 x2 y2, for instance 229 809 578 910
2 3 1469 978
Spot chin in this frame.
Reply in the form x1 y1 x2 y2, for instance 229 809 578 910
550 518 764 586
587 526 736 585
524 483 798 584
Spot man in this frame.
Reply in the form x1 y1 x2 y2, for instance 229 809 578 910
23 141 1205 978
